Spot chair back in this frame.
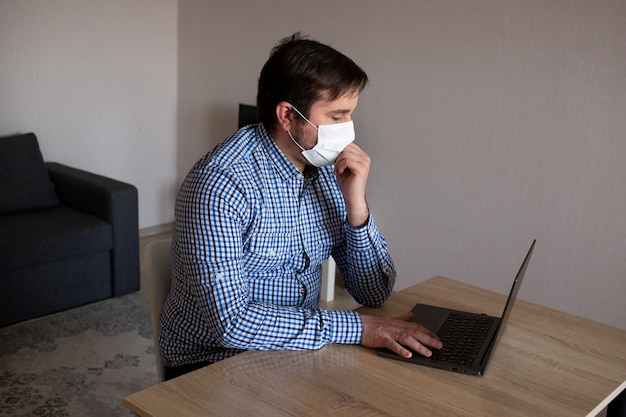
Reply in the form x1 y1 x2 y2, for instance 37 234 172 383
145 238 173 382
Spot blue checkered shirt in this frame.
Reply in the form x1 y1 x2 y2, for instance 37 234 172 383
160 123 396 366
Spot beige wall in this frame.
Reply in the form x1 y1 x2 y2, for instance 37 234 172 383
178 0 626 329
1 1 623 329
0 0 178 228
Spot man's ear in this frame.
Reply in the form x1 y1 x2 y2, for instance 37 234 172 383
275 102 294 132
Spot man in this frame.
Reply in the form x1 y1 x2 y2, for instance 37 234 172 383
160 33 442 380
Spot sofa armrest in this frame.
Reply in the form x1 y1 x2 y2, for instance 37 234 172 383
46 162 140 295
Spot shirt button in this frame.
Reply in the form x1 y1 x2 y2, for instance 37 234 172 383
268 249 276 257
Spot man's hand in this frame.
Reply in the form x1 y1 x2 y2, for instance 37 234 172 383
360 313 443 358
334 143 370 228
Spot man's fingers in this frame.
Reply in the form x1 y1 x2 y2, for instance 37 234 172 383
334 143 369 176
388 332 413 358
389 332 433 359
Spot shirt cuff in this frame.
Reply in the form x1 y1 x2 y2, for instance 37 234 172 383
322 309 363 345
345 212 376 249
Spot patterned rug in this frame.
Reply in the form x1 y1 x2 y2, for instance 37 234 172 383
0 292 158 417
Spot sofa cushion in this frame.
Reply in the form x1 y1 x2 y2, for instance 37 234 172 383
0 206 113 272
0 133 60 214
0 251 113 327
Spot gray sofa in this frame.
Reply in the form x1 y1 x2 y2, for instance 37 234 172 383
0 132 140 327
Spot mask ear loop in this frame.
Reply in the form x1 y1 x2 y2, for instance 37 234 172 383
288 105 318 152
288 130 306 152
290 105 318 130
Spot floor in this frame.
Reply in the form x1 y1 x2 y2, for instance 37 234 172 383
139 231 360 310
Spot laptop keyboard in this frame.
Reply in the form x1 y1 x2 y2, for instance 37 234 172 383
431 312 495 367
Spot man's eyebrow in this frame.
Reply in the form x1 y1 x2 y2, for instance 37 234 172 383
329 109 351 115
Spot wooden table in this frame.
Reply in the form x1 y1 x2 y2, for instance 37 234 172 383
124 276 626 417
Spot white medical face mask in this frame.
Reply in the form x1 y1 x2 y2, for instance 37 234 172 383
288 105 355 167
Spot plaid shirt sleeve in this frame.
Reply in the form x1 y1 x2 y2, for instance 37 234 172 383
334 213 396 308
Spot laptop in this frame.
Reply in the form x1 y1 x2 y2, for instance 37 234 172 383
379 240 536 376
